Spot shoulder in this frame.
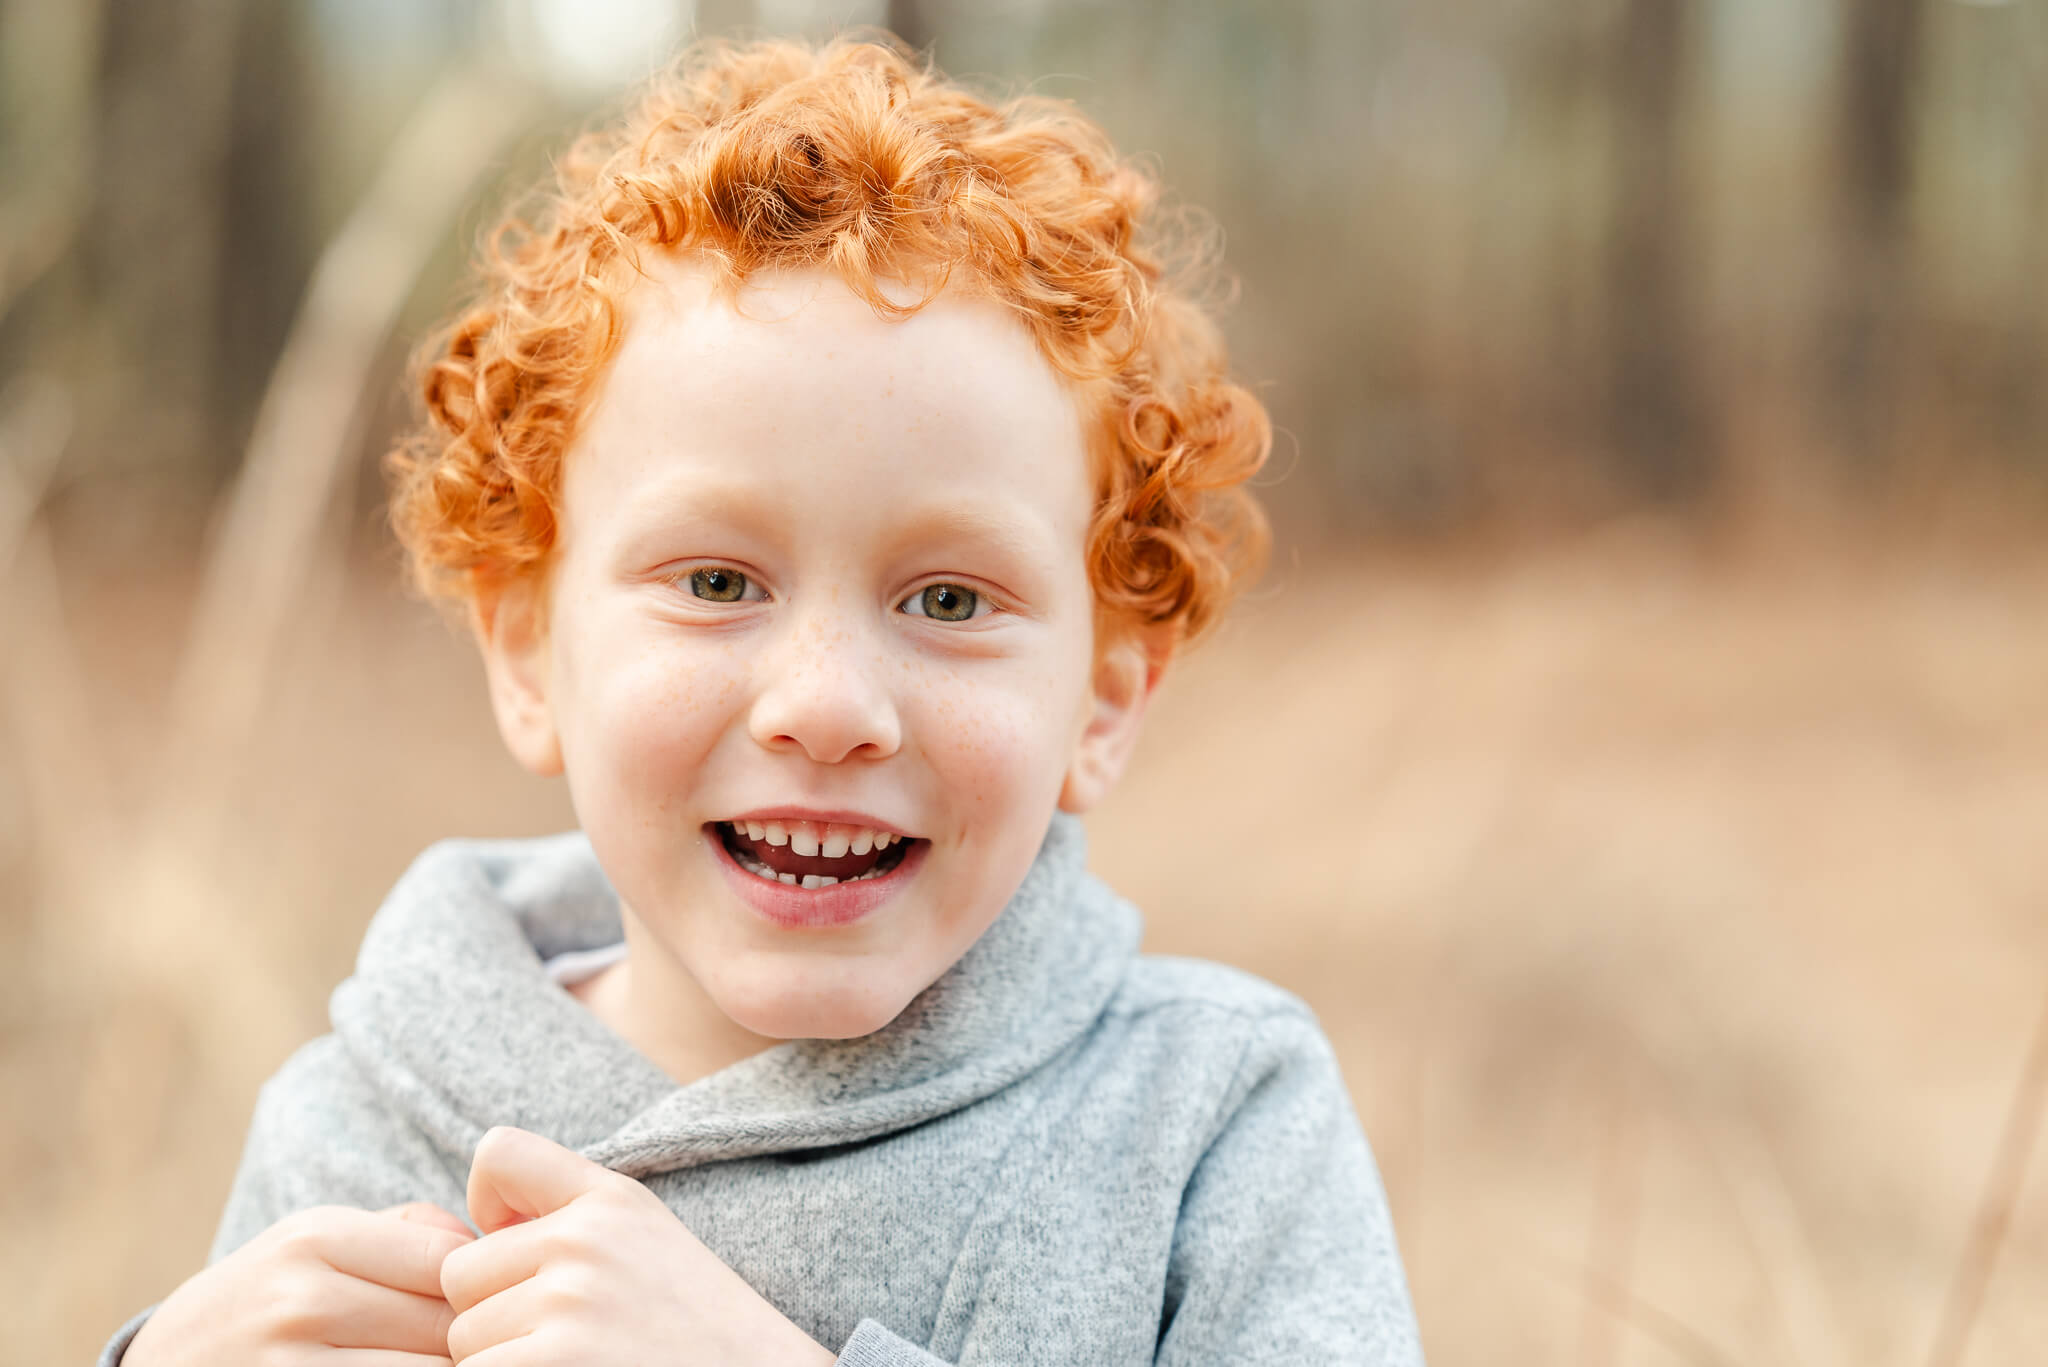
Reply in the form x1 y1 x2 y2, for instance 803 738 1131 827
217 1033 466 1259
244 1033 446 1184
1089 953 1349 1120
1110 953 1329 1054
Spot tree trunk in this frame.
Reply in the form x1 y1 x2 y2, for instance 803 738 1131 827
1606 0 1710 501
887 0 934 54
1825 0 1925 477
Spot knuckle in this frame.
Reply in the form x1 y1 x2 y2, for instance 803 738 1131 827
263 1267 332 1341
538 1218 592 1263
592 1175 642 1211
541 1263 604 1315
267 1205 342 1258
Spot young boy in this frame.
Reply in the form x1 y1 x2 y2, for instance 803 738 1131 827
103 34 1421 1367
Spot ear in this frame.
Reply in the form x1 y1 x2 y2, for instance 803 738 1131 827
469 574 564 778
1057 626 1165 814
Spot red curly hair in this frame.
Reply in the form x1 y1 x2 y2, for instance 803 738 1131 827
385 32 1269 654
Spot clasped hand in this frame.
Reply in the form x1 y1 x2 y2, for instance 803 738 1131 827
440 1125 835 1366
124 1125 835 1367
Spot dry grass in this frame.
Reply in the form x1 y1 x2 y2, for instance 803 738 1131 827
4 519 2046 1366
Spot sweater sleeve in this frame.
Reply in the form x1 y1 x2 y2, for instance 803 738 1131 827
1152 1010 1424 1366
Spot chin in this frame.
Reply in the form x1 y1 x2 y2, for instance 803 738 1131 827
715 971 920 1042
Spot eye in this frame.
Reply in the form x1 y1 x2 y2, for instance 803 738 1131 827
899 583 986 622
685 567 760 603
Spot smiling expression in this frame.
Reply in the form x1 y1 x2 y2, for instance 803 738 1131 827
472 258 1154 1052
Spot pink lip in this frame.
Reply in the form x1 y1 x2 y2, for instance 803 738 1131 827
719 807 916 839
707 825 927 930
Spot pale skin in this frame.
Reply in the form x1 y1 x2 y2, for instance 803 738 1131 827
126 260 1161 1364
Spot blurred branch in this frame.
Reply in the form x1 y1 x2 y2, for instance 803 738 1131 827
1578 1079 1646 1367
1534 1241 1740 1367
148 61 539 848
1924 985 2048 1367
1574 1268 1742 1367
0 173 87 326
0 0 105 324
0 377 110 891
1643 988 1849 1367
0 376 68 572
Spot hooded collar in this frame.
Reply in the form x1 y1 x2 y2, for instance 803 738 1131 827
330 812 1139 1178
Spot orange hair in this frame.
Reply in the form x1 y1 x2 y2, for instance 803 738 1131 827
385 32 1269 653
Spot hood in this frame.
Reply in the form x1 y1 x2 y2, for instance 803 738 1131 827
329 812 1140 1178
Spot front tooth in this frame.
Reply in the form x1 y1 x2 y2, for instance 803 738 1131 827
821 828 851 858
745 820 766 841
791 824 820 857
777 871 797 885
801 874 840 889
764 821 789 846
849 830 874 856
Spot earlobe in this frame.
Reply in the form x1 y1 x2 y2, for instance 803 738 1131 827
1057 629 1163 815
470 575 564 778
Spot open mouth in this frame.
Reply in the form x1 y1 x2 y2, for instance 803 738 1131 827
711 818 919 890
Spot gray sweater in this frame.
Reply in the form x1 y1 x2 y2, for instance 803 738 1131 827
100 813 1423 1364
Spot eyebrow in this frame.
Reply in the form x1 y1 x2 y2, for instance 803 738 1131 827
605 477 1063 576
876 502 1056 563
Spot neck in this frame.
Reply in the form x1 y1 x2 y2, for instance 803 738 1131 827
570 905 781 1088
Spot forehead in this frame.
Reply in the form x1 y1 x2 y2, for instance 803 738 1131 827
560 257 1093 546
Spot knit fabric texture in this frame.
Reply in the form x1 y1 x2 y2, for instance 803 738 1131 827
99 812 1423 1364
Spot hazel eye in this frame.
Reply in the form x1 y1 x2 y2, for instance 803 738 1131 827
901 583 982 622
687 567 752 602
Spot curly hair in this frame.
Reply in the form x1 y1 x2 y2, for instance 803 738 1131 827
384 32 1270 654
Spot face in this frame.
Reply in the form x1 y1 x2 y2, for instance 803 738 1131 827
474 259 1155 1043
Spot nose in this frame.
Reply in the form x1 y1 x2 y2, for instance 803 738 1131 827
746 606 903 764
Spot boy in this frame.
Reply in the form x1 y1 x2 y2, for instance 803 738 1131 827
104 34 1422 1367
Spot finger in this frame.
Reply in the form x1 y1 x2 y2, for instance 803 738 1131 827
465 1126 611 1234
316 1353 453 1367
310 1276 459 1355
307 1206 475 1297
438 1215 554 1315
446 1276 556 1362
447 1339 540 1367
381 1202 478 1237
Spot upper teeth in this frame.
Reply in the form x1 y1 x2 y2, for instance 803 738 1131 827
735 819 900 852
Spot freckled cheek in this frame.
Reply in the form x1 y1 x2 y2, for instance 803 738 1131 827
906 672 1069 814
569 636 748 796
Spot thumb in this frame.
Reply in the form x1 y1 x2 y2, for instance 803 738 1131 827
466 1125 613 1234
378 1201 475 1238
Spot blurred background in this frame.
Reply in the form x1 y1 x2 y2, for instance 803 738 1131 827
3 0 2045 1363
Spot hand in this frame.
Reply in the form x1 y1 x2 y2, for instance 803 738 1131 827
124 1202 474 1366
442 1126 836 1367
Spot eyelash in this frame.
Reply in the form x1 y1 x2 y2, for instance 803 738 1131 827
671 566 997 622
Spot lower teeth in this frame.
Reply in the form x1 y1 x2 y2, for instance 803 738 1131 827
732 844 893 888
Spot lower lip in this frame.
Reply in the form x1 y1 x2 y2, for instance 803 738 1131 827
708 827 927 929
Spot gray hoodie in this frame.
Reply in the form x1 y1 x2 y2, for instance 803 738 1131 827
100 813 1423 1365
